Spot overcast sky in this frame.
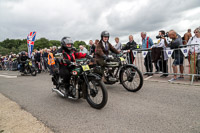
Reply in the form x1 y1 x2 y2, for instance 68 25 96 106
0 0 200 45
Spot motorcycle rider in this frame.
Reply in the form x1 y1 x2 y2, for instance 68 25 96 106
95 31 120 80
54 36 93 89
19 51 29 73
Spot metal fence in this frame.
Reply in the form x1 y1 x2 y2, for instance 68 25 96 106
129 44 200 84
0 60 19 71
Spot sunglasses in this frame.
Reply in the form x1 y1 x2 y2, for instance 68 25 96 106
194 31 199 33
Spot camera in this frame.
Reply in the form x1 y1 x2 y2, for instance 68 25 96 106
156 33 168 39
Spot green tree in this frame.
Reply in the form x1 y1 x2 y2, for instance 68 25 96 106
34 38 50 50
0 38 89 55
0 46 10 55
74 40 88 50
49 40 60 47
18 43 28 53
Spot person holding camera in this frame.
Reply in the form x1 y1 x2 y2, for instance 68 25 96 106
141 32 154 76
163 30 184 82
153 30 169 77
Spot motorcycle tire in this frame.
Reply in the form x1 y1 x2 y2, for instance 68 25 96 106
31 68 37 76
86 80 108 109
120 66 143 92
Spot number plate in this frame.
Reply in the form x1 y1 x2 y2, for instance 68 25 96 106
29 62 32 66
82 65 90 71
119 57 125 61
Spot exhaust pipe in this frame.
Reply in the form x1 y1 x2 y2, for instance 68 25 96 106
52 88 65 97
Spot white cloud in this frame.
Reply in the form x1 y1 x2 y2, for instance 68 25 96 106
0 0 200 46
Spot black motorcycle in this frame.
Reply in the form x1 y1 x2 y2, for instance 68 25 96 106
21 59 37 76
101 51 143 92
52 57 108 109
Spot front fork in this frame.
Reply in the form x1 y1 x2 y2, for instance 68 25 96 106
83 73 92 91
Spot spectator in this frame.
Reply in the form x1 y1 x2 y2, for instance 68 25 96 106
183 29 192 45
50 47 53 53
52 46 57 56
43 48 48 70
163 30 184 82
35 50 41 73
79 45 89 54
187 27 200 80
89 40 95 56
47 49 55 75
31 52 35 67
153 30 169 77
141 32 154 76
114 37 122 52
122 35 137 64
94 39 99 46
0 55 3 70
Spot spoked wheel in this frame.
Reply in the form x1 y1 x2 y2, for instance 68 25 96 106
31 67 37 76
86 80 108 109
120 66 143 92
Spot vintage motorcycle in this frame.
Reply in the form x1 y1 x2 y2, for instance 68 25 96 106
52 54 108 109
21 59 37 76
100 51 143 92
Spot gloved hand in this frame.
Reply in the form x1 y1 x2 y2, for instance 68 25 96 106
86 54 94 62
20 61 26 64
103 55 110 62
62 59 71 65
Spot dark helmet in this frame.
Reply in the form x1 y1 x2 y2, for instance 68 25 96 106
61 36 73 51
101 31 110 40
21 51 26 56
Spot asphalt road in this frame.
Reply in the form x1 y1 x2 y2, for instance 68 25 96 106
0 71 200 133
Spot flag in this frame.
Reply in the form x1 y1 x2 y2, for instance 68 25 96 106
166 49 174 58
132 50 137 57
181 48 189 57
142 51 148 58
27 31 36 58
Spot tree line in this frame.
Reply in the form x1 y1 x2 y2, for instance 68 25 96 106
0 38 90 55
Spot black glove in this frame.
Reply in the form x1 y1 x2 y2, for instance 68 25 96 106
62 59 71 65
86 54 94 62
103 55 110 62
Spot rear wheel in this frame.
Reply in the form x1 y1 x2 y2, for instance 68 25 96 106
86 80 107 109
120 66 143 92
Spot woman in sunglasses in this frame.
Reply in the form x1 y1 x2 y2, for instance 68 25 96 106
187 27 200 80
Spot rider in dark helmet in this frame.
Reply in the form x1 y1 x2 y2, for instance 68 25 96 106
95 31 120 77
55 36 93 89
19 51 29 72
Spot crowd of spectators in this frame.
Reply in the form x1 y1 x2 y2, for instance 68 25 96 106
1 27 200 81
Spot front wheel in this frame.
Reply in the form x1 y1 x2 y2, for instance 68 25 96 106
86 80 108 109
31 67 37 76
120 66 143 92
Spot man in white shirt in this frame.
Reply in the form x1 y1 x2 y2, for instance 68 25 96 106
79 45 89 54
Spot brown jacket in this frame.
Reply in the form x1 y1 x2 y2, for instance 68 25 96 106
95 40 120 60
